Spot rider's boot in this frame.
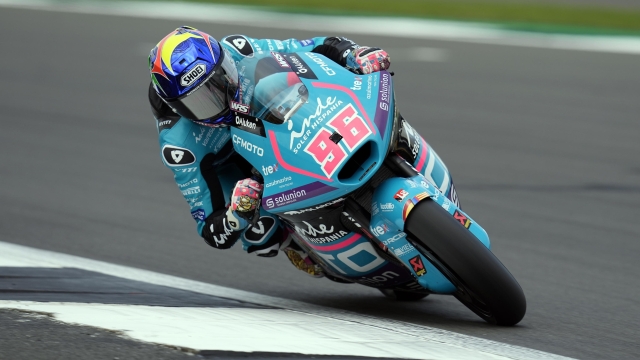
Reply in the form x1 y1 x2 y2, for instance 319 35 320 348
280 231 325 278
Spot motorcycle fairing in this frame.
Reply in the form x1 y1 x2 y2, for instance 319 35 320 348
229 52 396 213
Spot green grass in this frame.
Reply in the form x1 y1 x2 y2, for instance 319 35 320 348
172 0 640 34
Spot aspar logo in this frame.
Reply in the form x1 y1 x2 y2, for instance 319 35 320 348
180 64 206 87
230 101 249 114
380 203 394 211
162 145 196 167
304 52 336 76
271 52 290 68
283 198 344 215
261 163 278 176
351 76 362 91
232 135 264 156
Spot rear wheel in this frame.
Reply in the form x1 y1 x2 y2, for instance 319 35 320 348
405 200 526 325
379 289 429 301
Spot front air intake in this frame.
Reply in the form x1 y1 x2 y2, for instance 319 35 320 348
338 141 374 181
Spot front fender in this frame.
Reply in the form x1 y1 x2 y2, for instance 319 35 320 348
371 175 491 250
367 175 492 294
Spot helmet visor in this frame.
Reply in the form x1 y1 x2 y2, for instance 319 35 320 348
165 48 239 121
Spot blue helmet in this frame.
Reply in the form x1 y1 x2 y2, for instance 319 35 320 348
149 26 239 127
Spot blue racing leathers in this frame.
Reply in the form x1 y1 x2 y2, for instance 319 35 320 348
148 36 362 253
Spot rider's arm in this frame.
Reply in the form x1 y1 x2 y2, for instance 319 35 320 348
221 35 362 69
149 84 246 249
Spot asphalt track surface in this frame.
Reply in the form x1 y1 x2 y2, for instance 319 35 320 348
0 7 639 360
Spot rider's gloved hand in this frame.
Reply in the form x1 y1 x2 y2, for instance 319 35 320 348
230 178 263 226
346 47 391 75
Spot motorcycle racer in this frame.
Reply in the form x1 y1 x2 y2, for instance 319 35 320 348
148 26 456 278
148 27 390 273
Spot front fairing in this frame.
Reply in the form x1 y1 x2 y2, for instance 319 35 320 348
230 51 397 213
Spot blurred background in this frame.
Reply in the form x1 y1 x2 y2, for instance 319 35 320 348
0 0 639 359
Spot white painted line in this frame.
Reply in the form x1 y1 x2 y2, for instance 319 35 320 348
0 241 574 360
0 302 511 359
1 0 640 55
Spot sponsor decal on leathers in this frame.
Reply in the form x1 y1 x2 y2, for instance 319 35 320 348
271 52 290 68
191 209 206 221
243 216 276 243
230 101 250 114
223 35 254 57
162 145 196 166
181 186 200 196
178 178 198 188
157 118 178 132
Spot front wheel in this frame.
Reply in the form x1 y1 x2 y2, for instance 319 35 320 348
405 200 526 326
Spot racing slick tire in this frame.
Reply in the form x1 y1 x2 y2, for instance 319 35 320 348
405 199 526 326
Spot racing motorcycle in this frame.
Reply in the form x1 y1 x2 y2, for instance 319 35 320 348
230 51 526 326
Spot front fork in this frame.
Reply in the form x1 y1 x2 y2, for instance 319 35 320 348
395 118 461 208
362 154 490 294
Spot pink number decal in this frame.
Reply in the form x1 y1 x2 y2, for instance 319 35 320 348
327 104 372 151
304 128 348 178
